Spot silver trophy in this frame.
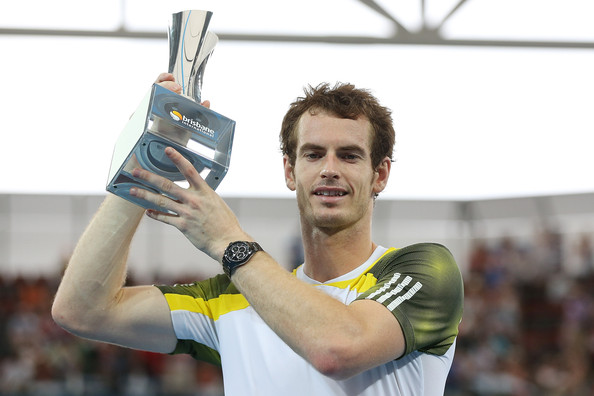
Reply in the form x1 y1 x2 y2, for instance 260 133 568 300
106 10 235 213
168 10 218 103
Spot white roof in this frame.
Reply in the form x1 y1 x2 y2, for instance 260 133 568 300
1 0 593 200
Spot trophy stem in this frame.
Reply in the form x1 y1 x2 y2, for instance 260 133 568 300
168 10 218 103
179 11 193 94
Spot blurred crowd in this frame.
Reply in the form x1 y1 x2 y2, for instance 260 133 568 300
449 229 594 395
1 229 593 395
0 274 224 396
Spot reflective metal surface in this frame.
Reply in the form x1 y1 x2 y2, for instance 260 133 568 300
168 10 218 103
106 10 235 213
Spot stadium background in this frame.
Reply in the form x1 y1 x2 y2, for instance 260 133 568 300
1 1 594 394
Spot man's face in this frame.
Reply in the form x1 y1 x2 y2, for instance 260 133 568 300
284 111 390 231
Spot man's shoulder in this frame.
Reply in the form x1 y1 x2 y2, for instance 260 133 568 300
371 243 457 275
395 242 453 257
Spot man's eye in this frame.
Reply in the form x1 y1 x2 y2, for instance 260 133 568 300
342 153 360 161
305 153 321 159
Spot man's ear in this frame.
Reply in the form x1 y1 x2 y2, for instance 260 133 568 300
372 157 391 195
283 155 296 191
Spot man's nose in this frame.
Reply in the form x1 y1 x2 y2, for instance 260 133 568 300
320 155 340 179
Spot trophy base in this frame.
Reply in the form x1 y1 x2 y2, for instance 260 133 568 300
106 84 235 213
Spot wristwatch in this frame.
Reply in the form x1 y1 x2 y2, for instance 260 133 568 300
222 241 264 277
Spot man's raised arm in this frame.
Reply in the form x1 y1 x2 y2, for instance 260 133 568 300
52 73 184 353
51 194 177 353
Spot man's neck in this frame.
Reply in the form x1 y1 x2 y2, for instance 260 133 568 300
301 224 376 283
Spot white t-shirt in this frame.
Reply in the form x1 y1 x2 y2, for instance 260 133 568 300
157 243 463 396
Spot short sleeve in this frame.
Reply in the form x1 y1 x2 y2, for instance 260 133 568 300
155 274 235 365
357 243 464 357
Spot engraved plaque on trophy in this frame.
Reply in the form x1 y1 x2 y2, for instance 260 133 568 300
106 10 235 213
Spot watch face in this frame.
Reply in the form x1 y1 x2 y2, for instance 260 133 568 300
225 242 251 263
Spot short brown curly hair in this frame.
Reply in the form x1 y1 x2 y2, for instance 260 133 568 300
279 82 395 169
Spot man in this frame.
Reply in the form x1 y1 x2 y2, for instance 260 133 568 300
52 73 463 395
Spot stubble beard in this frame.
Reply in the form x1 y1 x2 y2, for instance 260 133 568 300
297 186 373 235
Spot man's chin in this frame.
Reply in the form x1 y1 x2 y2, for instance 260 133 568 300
311 211 349 230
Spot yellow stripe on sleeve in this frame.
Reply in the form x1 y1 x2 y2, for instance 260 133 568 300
164 293 251 321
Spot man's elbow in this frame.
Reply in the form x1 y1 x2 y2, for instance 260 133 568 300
307 333 401 380
308 347 361 380
51 296 98 338
52 297 78 334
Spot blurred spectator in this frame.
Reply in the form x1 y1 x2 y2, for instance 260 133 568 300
566 234 594 277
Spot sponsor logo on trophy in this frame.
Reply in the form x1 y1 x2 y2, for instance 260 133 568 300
106 10 235 213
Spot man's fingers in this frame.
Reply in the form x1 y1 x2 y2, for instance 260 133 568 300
160 81 182 94
164 147 209 190
154 73 212 102
155 72 175 83
155 73 182 94
130 167 185 205
129 147 209 211
145 209 179 225
129 184 179 215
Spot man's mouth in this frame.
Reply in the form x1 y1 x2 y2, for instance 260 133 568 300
313 189 347 197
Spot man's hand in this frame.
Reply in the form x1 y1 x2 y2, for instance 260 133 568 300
155 72 211 108
155 72 181 94
129 147 249 262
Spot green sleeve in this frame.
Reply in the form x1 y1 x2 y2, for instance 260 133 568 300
358 243 464 357
156 273 235 299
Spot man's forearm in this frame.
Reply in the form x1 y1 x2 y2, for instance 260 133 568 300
52 194 145 333
230 254 364 377
229 251 405 380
